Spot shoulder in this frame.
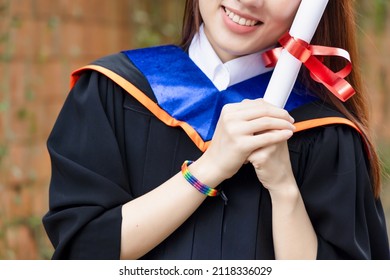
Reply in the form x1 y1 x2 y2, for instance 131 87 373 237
72 51 149 96
290 101 360 139
89 45 183 82
288 102 370 190
71 45 184 101
288 101 366 161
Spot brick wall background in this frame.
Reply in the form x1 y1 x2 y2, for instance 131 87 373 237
0 0 183 260
0 0 389 259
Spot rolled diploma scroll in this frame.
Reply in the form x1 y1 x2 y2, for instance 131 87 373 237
263 0 329 108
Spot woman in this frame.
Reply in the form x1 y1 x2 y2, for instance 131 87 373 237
43 0 389 259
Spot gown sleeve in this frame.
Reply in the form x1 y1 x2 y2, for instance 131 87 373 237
42 70 132 259
295 125 390 259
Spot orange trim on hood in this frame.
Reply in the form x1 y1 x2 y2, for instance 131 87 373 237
71 65 363 153
294 117 361 134
71 65 211 152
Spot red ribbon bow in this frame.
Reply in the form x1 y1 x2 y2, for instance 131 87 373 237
262 32 356 102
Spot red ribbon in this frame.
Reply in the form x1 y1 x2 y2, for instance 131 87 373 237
262 32 356 102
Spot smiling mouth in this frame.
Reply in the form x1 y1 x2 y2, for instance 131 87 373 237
224 7 261 27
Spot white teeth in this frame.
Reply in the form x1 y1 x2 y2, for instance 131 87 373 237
225 8 258 27
239 18 246 25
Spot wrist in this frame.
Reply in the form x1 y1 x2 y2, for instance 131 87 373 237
187 156 226 188
268 182 300 205
181 160 219 196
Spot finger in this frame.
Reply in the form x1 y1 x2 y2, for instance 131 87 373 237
246 129 293 150
255 99 295 123
248 117 296 134
235 100 294 123
223 118 294 137
238 117 295 136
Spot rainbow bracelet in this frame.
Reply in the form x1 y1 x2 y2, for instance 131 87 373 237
181 160 219 197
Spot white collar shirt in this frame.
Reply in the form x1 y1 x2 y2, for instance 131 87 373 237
188 24 272 91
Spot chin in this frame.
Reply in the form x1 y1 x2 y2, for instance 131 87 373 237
222 45 259 57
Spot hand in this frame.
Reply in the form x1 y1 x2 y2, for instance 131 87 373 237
201 99 295 183
248 141 297 193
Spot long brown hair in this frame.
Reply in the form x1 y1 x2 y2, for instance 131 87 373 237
180 0 382 198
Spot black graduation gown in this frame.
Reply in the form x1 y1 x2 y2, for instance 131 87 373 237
42 49 390 260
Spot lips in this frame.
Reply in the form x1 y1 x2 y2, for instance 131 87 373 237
224 7 261 27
